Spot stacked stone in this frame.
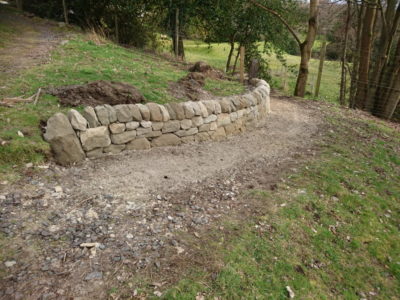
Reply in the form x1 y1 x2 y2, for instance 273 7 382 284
44 79 270 165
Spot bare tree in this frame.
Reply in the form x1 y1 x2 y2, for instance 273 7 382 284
249 0 319 97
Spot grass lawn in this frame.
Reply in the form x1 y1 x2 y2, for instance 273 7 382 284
160 109 400 299
0 33 244 181
183 40 342 103
0 23 15 48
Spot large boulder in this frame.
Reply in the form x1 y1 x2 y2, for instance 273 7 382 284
44 113 85 166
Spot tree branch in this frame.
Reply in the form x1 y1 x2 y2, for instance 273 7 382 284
248 0 302 46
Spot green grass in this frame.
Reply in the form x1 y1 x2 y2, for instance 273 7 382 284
0 23 15 48
0 34 244 180
183 40 341 103
203 78 245 97
161 112 400 299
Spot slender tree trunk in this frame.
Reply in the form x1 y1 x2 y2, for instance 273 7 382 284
232 45 241 75
372 34 400 119
178 35 185 59
226 34 236 73
354 0 377 109
365 1 400 110
294 0 319 97
349 2 365 108
240 46 245 83
62 0 69 25
340 0 351 105
114 15 119 43
16 0 23 10
174 8 179 58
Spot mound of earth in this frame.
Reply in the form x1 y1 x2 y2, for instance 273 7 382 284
189 61 225 79
169 72 213 101
47 80 146 107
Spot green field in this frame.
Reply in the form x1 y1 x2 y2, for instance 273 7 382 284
183 40 341 103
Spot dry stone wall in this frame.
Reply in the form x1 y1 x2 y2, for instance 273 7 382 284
44 79 271 165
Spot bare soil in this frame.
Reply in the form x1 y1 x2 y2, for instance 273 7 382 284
169 72 214 101
47 80 147 107
169 62 227 101
0 95 327 299
0 6 66 76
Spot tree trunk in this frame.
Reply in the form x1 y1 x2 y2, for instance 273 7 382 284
372 35 400 119
178 35 185 59
232 45 241 75
339 0 351 105
174 8 179 58
365 1 400 110
114 15 119 43
294 0 319 97
354 0 377 109
226 34 236 73
16 0 23 10
349 2 365 108
239 46 245 83
62 0 69 25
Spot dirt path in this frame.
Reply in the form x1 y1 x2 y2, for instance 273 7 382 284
0 95 326 299
0 5 65 76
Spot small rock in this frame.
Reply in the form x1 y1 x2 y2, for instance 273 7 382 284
126 233 134 239
85 208 99 220
17 131 24 137
286 286 295 298
85 271 103 281
5 260 17 267
176 246 185 254
154 291 162 297
25 162 33 168
54 186 63 193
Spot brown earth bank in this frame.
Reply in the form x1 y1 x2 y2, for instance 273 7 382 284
47 80 147 107
0 6 68 76
0 95 328 299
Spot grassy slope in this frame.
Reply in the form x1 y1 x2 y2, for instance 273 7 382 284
160 110 400 299
0 29 244 181
183 40 341 103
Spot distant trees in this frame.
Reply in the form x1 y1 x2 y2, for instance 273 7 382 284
17 0 400 119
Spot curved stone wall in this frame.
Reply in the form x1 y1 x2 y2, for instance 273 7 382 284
44 79 271 165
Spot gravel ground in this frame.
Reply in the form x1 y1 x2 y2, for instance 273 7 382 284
0 96 327 299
